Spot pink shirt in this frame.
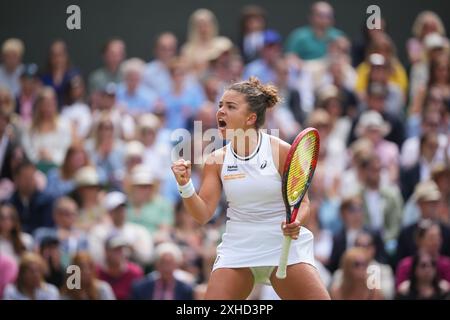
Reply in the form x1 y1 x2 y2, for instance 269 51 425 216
396 255 450 288
0 254 18 298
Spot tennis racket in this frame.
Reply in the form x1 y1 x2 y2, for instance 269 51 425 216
276 127 320 279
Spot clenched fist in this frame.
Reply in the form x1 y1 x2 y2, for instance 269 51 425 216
171 159 192 186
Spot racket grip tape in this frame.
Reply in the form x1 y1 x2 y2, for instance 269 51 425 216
276 236 292 279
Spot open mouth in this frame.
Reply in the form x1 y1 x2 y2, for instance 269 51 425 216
218 118 227 129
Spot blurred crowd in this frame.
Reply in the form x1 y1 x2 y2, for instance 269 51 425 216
0 2 449 300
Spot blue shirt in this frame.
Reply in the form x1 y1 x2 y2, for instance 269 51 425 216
116 84 158 115
161 84 205 130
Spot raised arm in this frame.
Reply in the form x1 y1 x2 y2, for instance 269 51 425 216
171 151 223 225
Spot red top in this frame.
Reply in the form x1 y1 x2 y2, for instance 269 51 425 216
97 262 144 300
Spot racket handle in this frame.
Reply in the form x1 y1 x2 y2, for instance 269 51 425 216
276 236 292 279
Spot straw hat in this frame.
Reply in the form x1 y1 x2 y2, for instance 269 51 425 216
355 111 391 137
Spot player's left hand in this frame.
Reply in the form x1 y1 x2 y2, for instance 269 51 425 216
281 220 301 240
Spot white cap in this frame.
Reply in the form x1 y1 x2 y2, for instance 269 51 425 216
125 140 145 160
355 111 391 137
104 191 127 211
131 164 155 185
74 166 101 187
413 180 441 202
424 32 446 50
368 53 386 66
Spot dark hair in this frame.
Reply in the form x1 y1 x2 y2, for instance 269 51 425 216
415 219 440 244
408 252 441 299
13 160 35 179
227 77 280 128
0 203 26 255
101 38 124 55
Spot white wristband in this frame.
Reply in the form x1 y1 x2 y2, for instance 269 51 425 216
177 179 195 198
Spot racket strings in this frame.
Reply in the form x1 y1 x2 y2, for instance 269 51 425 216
286 133 319 205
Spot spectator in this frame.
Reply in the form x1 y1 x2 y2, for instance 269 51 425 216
243 29 283 84
161 57 205 131
330 247 384 300
97 234 144 300
71 166 108 231
359 153 403 249
396 181 450 262
0 203 33 262
116 58 159 116
316 84 352 144
137 113 171 184
60 75 92 140
84 115 125 190
238 5 267 64
92 82 136 141
431 164 450 225
20 87 72 170
0 109 17 182
351 19 386 68
328 195 386 273
0 87 22 143
355 110 399 184
143 32 178 96
127 165 174 236
181 8 222 75
331 230 395 299
8 161 54 234
60 251 115 300
401 109 448 168
3 252 60 300
396 251 449 300
364 53 405 115
131 242 194 300
396 220 450 288
265 58 302 142
409 52 450 121
15 63 41 127
285 1 344 61
45 143 95 199
89 38 126 94
321 54 359 118
408 32 449 102
89 191 154 267
355 32 408 97
349 82 405 148
407 11 447 66
38 235 64 288
0 38 25 96
400 132 442 201
34 197 88 267
40 40 80 109
0 252 18 299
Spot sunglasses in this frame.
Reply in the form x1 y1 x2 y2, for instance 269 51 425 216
352 260 368 268
355 242 373 248
418 261 435 269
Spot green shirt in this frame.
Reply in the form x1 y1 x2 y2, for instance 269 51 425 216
127 196 174 235
285 26 344 60
88 67 123 93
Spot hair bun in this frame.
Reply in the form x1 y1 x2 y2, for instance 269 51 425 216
248 76 280 109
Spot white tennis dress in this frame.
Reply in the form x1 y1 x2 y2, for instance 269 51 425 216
213 131 315 285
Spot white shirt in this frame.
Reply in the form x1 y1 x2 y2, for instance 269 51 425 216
61 102 93 138
3 283 60 300
364 190 385 231
89 222 154 266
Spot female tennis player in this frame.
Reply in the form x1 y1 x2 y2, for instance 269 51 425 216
171 77 330 300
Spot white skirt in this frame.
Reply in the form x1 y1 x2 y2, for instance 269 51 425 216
212 220 315 271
